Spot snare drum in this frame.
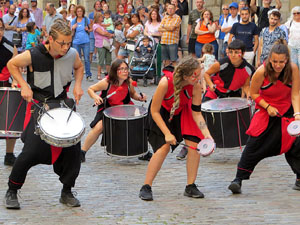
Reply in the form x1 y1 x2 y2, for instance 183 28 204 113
36 108 85 147
103 105 148 157
0 87 27 137
201 98 252 148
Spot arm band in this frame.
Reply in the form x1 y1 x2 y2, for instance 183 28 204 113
254 96 263 104
266 104 270 110
191 104 202 112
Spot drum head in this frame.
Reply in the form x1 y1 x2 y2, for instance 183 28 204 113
287 121 300 137
39 108 84 139
202 98 251 112
197 139 215 157
103 105 147 120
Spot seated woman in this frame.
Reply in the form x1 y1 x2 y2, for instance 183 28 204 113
80 59 148 162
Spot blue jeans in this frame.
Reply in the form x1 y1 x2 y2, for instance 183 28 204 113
290 46 300 69
73 42 92 77
195 40 218 59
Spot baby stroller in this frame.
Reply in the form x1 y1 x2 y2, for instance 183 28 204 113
129 36 159 87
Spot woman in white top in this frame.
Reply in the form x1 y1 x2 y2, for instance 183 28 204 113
144 9 161 42
285 6 300 68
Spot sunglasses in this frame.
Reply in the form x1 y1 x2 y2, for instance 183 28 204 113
222 8 229 10
293 12 300 15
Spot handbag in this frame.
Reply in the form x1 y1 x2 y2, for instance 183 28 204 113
12 32 22 48
102 39 111 50
125 40 136 51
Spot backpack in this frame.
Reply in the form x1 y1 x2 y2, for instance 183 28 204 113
226 14 240 23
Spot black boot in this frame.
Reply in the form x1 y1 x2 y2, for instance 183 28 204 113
80 150 86 163
60 189 81 207
228 178 242 194
4 153 16 166
4 189 20 209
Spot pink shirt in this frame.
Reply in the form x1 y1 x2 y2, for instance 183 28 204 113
93 23 109 48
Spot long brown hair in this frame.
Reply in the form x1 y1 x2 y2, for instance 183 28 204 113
18 8 30 21
264 39 292 85
109 59 130 86
169 56 201 121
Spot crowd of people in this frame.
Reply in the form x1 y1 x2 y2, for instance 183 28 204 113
1 0 300 209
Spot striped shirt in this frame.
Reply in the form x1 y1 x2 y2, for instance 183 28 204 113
159 14 181 45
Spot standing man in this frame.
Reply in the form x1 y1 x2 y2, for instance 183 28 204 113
2 4 16 42
228 7 259 65
42 3 62 36
256 9 285 67
250 0 282 33
221 2 240 55
30 0 43 30
88 1 101 63
217 4 230 60
4 19 84 209
159 4 181 67
0 18 18 166
57 0 67 13
186 0 205 57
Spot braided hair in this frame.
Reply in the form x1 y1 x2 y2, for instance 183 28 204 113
169 56 200 121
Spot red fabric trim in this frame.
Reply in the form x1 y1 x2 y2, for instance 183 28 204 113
204 87 218 99
0 67 11 81
23 102 33 130
51 146 63 164
280 117 296 154
237 167 253 173
9 179 24 185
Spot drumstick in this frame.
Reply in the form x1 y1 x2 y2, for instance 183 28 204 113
31 100 54 120
132 81 147 102
177 142 200 152
66 104 75 123
92 86 124 107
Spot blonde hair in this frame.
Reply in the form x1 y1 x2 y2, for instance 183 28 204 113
48 19 71 40
169 56 200 121
94 12 103 24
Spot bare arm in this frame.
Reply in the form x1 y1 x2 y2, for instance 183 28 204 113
129 79 147 101
207 22 217 33
95 27 114 38
87 78 109 105
291 63 300 119
72 51 84 104
195 22 208 35
256 37 263 67
186 24 192 43
253 35 259 53
250 0 257 13
204 62 221 91
275 0 282 10
228 33 234 45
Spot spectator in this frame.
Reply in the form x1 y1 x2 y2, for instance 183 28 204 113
60 9 69 26
114 4 125 22
57 0 67 13
217 4 230 59
195 9 218 59
102 3 114 21
144 9 161 42
178 0 189 16
67 4 76 22
93 12 114 80
257 9 285 66
117 0 128 14
158 4 181 67
285 6 300 68
137 6 148 25
127 3 134 14
153 0 164 16
42 3 62 35
3 0 9 15
71 5 93 81
228 7 259 65
25 21 41 49
114 20 126 57
30 0 43 29
14 1 35 22
123 13 132 28
88 1 101 63
16 7 32 52
221 2 240 55
3 4 17 42
103 10 114 34
250 0 282 33
186 0 205 57
238 0 247 14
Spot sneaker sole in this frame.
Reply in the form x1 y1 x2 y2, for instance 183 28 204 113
228 183 241 194
292 185 300 191
4 200 20 209
139 194 153 201
184 192 204 198
176 156 186 160
59 198 81 207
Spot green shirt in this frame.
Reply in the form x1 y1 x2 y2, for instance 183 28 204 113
188 8 204 39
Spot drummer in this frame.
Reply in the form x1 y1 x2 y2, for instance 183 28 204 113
203 39 255 102
228 39 300 194
139 56 214 201
0 18 18 166
4 19 84 209
80 58 148 162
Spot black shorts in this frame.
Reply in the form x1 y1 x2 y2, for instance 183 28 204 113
188 38 196 54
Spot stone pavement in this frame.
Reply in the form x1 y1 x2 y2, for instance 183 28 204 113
1 66 300 225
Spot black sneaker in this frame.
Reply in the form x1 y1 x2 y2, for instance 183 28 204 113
80 150 86 163
176 147 188 160
59 191 81 207
138 152 153 161
4 190 20 209
184 183 204 198
292 179 300 190
228 179 242 194
139 184 153 201
4 154 16 166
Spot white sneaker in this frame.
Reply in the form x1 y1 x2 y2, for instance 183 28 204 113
110 46 116 52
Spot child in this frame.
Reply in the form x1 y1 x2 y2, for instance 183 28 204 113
80 59 147 162
139 56 213 201
114 20 126 57
136 36 152 58
102 10 114 51
25 22 41 50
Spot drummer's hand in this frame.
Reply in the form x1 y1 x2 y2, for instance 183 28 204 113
93 95 103 106
204 134 214 141
266 105 279 117
21 85 33 102
11 79 19 88
139 93 147 101
295 114 300 121
165 133 176 146
73 85 84 105
208 83 216 92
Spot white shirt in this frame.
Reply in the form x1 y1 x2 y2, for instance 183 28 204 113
285 20 300 48
221 15 239 43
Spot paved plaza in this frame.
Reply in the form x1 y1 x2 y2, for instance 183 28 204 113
1 66 300 225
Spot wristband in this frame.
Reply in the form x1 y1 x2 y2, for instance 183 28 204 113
254 96 263 104
266 104 270 110
294 112 300 117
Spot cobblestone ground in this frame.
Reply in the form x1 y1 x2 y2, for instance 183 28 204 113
1 67 300 225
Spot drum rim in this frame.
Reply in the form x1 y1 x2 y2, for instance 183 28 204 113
38 107 85 140
202 97 252 112
103 105 148 120
0 130 22 137
0 87 21 91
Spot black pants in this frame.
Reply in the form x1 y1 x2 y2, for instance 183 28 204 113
8 106 81 190
235 116 300 180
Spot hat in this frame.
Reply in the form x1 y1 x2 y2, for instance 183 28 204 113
31 0 37 2
229 2 238 9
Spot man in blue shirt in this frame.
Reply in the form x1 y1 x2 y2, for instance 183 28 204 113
217 4 230 60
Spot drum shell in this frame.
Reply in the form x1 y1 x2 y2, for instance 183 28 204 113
0 88 26 137
103 106 148 157
202 99 251 148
